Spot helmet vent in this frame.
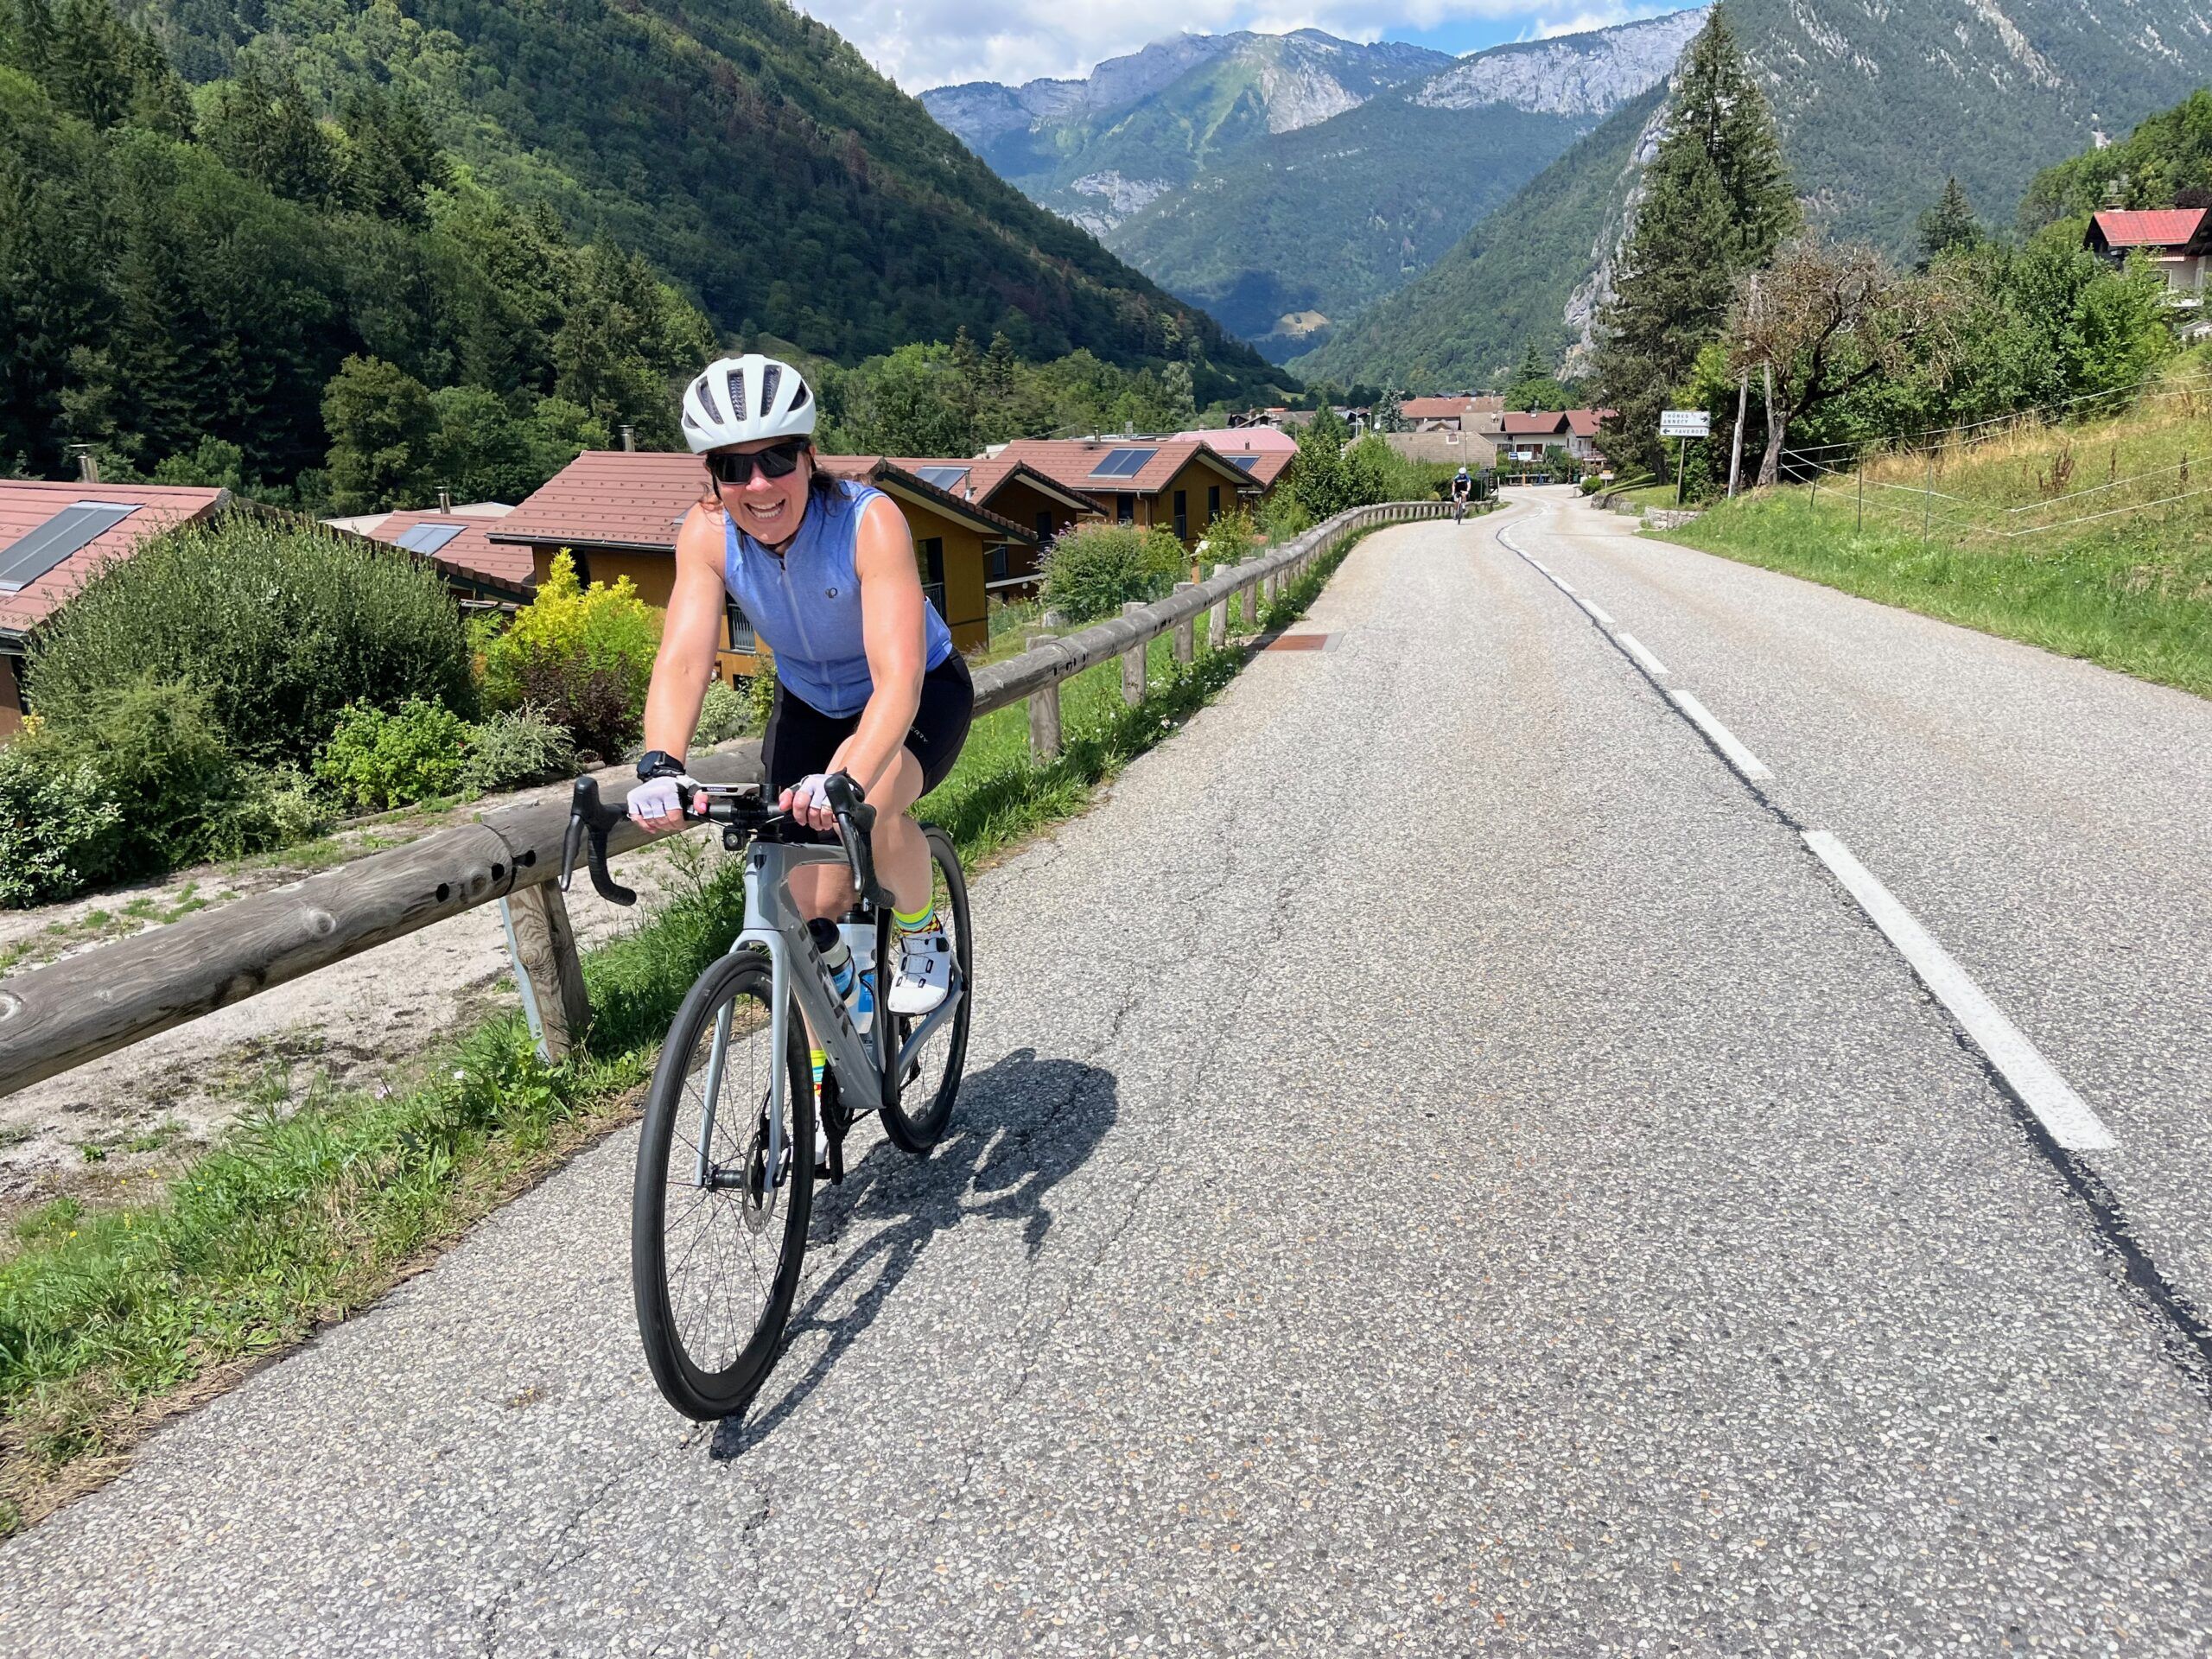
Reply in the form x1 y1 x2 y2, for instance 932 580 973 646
760 364 782 410
694 374 723 425
727 366 747 423
790 382 810 411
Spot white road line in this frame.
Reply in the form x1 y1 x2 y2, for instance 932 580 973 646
1616 632 1669 677
1800 832 2119 1153
1581 599 1618 629
1664 689 1771 782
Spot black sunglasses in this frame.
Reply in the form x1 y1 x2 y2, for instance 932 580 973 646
707 441 807 486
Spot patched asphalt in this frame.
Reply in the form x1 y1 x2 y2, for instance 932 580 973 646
4 500 2209 1655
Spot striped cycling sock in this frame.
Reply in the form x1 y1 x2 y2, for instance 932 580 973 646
893 899 937 935
810 1047 827 1101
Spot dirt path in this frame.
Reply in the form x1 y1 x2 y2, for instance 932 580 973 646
0 795 698 1224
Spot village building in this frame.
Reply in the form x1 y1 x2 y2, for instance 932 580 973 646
0 481 232 736
986 438 1265 548
1175 427 1296 493
873 456 1098 593
488 451 1033 679
1399 396 1505 435
331 503 534 607
2085 208 2211 336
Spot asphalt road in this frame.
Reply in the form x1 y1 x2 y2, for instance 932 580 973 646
6 490 2210 1655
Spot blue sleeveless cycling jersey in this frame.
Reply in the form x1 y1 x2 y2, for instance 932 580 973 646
721 479 955 718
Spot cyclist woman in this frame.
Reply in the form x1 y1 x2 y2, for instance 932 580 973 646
627 353 972 1019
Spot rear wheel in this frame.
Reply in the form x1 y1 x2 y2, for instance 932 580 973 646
879 826 971 1154
632 952 814 1420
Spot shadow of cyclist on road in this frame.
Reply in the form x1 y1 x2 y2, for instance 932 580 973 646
710 1045 1116 1458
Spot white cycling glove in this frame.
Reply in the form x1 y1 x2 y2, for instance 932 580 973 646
789 772 833 815
627 772 701 824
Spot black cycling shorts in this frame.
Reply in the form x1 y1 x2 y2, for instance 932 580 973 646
760 652 974 799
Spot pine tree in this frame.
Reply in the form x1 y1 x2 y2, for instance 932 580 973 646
1593 5 1796 475
1916 177 1980 266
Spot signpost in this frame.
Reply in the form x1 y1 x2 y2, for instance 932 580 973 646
1660 410 1710 505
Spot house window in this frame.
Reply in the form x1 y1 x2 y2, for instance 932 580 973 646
1034 509 1053 540
1207 485 1221 523
1173 489 1188 539
724 597 756 654
987 543 1010 582
918 536 946 614
1116 493 1135 524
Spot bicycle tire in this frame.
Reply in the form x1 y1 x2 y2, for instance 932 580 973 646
878 825 971 1154
632 951 814 1421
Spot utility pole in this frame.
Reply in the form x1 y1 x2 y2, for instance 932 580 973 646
1729 372 1748 498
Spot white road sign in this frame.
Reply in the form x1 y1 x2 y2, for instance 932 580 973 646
1660 410 1712 438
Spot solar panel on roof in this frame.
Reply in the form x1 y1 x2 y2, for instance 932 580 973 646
394 522 466 556
0 502 139 593
912 466 970 491
1089 447 1155 479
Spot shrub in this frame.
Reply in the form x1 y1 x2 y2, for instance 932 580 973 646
481 553 660 757
314 698 471 811
1257 490 1313 541
23 514 474 766
746 659 778 731
1039 524 1186 624
460 705 578 795
1194 509 1257 572
205 764 336 859
35 677 250 877
1580 476 1604 496
0 746 122 907
692 678 749 747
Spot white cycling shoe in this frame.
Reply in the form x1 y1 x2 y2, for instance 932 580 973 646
886 930 953 1015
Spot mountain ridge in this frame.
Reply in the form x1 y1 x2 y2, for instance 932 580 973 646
1298 0 2212 388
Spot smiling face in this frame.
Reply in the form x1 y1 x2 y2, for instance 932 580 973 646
709 437 815 545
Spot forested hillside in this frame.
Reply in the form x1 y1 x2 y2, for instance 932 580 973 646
135 0 1271 393
1293 90 1662 390
1302 0 2212 387
2 0 1281 498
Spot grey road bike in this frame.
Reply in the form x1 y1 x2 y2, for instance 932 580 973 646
563 772 971 1420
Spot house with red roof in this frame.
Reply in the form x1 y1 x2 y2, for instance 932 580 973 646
333 504 534 606
985 438 1263 549
1399 396 1505 435
0 481 232 735
2085 208 2209 334
488 451 1039 677
872 456 1099 593
1175 428 1296 493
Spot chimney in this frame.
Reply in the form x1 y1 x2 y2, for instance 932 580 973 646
620 424 637 452
437 487 453 512
70 444 99 485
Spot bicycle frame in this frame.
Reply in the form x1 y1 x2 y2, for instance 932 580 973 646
700 837 963 1192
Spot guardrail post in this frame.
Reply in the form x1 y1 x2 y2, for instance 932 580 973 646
1208 588 1228 651
1120 602 1147 706
499 882 588 1063
1173 583 1197 664
1026 634 1062 761
1239 578 1259 632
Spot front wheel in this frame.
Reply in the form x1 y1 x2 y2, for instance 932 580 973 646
632 952 814 1420
879 826 971 1154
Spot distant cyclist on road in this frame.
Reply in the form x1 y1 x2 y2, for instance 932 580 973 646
627 353 973 1042
1451 466 1473 520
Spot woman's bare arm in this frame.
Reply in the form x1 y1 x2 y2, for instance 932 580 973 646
639 503 730 763
821 495 927 799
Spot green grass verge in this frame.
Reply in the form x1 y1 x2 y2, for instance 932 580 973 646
0 530 1370 1535
1662 489 2212 699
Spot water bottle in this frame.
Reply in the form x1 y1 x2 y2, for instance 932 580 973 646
838 918 875 1035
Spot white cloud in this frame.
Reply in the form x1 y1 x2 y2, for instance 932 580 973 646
789 1 1685 92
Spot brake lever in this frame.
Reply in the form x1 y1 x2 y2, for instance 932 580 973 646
561 777 638 906
817 772 880 906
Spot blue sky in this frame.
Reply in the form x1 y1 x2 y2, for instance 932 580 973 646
791 3 1691 92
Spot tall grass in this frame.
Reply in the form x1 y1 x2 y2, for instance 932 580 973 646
1670 372 2212 698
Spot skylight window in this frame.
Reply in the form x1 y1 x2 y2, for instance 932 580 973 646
1229 454 1260 471
393 522 466 556
1088 448 1156 479
912 466 970 491
0 502 138 593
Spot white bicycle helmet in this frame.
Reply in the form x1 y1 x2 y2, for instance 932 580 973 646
680 353 817 454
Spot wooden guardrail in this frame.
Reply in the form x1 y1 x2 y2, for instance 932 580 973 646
0 499 1447 1096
